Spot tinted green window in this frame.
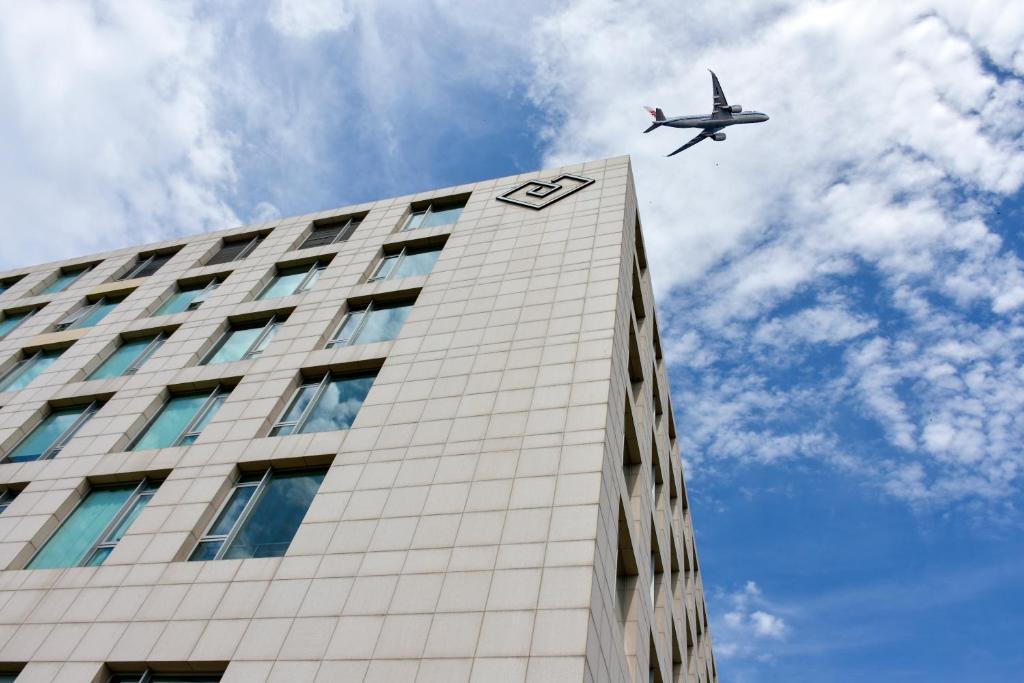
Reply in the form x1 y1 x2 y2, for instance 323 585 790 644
7 405 92 463
0 348 63 392
203 319 280 365
0 310 31 339
155 284 208 316
27 484 136 569
131 392 218 450
405 203 464 230
258 266 316 300
223 470 325 559
43 268 88 294
88 335 161 380
392 248 442 279
76 298 120 328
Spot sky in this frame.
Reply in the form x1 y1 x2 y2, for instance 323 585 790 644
1 1 1023 680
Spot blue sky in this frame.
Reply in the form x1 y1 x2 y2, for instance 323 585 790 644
1 2 1022 680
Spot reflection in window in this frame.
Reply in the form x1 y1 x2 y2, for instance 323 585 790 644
5 402 100 463
0 489 19 515
55 296 124 331
189 467 326 561
43 265 91 294
368 245 442 282
130 386 229 450
0 347 65 392
27 479 160 569
327 300 414 348
270 372 376 436
402 200 465 231
202 316 283 364
258 263 325 300
0 308 37 340
88 333 167 380
155 279 220 316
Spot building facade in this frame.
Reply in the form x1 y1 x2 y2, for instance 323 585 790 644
0 156 717 683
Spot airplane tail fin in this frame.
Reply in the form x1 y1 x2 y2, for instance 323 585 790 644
643 106 665 133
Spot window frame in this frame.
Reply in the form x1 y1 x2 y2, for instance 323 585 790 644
270 375 330 436
401 200 464 231
55 295 123 331
118 252 174 281
207 233 265 265
368 245 441 283
0 307 37 340
129 386 228 450
43 264 92 294
258 262 325 299
0 347 63 392
190 469 271 561
0 489 19 515
109 671 222 683
90 332 167 380
80 479 161 567
300 217 361 249
7 401 100 463
201 315 283 365
326 300 413 348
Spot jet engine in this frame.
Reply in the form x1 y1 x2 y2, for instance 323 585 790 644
712 133 727 141
730 104 742 113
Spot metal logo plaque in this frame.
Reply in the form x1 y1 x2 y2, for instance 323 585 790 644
496 173 596 210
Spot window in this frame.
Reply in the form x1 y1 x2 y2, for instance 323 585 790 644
55 296 124 331
88 333 167 380
402 200 465 231
6 402 100 463
0 347 65 392
26 479 160 569
118 252 175 281
258 262 325 300
0 308 36 340
110 673 221 683
0 489 19 515
202 316 283 365
206 233 265 265
368 245 443 282
327 300 414 348
270 372 376 436
154 279 220 316
0 275 23 294
130 387 229 450
43 265 92 294
300 216 362 249
190 467 326 561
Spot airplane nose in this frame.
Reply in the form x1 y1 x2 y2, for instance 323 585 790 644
762 114 770 121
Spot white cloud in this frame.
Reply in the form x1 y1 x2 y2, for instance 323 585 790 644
268 0 353 38
714 581 789 661
528 0 1024 509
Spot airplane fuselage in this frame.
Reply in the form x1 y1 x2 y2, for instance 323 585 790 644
661 111 769 129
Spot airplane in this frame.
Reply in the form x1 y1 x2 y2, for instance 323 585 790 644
644 70 769 156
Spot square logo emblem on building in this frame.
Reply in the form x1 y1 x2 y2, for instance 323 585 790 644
496 173 596 210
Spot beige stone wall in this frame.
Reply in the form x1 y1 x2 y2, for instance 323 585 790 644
0 156 715 682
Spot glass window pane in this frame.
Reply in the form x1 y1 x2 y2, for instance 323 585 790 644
155 285 204 316
178 394 227 445
370 255 398 281
133 253 172 278
223 470 326 559
0 310 30 339
28 484 136 569
83 545 113 567
76 298 119 328
0 349 63 392
248 322 280 357
298 374 375 434
355 303 412 345
131 393 209 450
189 540 223 561
43 269 86 294
205 327 263 365
421 204 463 228
8 406 86 463
208 484 258 537
298 266 323 292
103 492 154 544
301 225 344 249
404 210 427 231
329 311 364 347
277 383 320 427
88 336 157 380
392 248 442 279
258 268 308 300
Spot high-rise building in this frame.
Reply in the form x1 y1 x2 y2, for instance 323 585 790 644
0 156 716 683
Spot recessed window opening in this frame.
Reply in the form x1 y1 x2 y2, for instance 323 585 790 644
202 315 285 365
270 371 376 436
55 295 125 331
402 198 465 231
130 386 230 450
109 671 222 683
89 333 168 380
369 245 443 282
0 308 36 340
635 213 649 273
632 265 646 323
43 264 93 294
0 488 20 515
0 347 65 392
206 233 266 265
327 299 415 348
155 278 221 316
258 261 327 300
118 251 176 281
5 401 101 463
301 215 363 249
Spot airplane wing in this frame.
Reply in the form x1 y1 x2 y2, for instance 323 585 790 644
710 69 732 117
667 128 721 156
